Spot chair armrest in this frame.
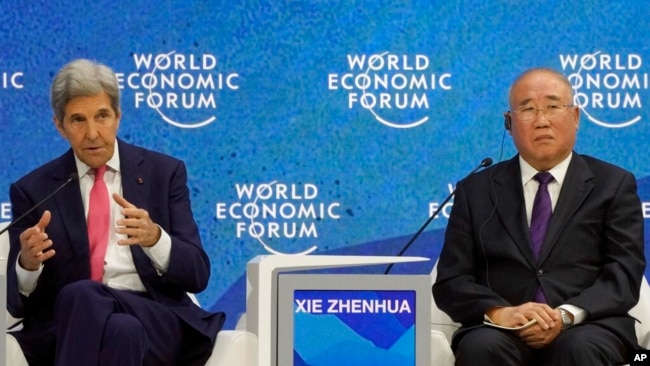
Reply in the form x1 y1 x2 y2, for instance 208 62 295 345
630 276 650 349
204 330 258 366
430 329 454 366
6 333 28 366
6 310 23 331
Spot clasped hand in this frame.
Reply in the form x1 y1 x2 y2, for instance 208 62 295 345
487 302 563 348
18 193 160 271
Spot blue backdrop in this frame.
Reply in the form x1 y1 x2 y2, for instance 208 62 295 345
1 0 649 329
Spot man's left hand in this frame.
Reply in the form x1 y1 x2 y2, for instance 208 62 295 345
113 193 161 247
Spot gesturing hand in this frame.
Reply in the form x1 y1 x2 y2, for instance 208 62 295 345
113 193 161 247
18 210 55 271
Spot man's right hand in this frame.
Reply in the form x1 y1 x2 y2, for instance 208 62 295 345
18 210 56 271
486 302 559 330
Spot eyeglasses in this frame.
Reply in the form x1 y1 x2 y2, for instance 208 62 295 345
509 104 575 122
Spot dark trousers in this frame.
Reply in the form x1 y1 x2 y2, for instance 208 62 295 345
53 280 187 366
454 324 628 366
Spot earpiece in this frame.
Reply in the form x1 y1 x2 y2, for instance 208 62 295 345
504 114 512 131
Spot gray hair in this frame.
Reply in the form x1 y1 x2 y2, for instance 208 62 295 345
50 59 120 122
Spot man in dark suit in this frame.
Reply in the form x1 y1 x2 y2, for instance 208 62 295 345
433 67 645 365
6 59 224 365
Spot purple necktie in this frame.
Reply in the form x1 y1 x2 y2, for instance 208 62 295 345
530 171 553 302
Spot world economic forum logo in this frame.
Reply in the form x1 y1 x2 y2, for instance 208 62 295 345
559 51 647 128
328 52 453 129
117 51 240 129
215 181 341 255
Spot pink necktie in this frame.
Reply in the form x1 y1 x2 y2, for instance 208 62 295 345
87 166 109 281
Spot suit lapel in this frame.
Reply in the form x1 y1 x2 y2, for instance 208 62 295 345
493 157 537 267
118 140 147 210
538 154 594 263
117 140 158 286
53 150 90 261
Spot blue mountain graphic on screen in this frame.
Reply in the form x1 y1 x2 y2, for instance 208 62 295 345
294 312 416 365
333 291 415 348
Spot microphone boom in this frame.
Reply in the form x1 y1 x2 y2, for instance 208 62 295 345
0 172 78 236
383 158 492 274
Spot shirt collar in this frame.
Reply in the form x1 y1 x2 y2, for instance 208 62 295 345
75 140 121 179
519 152 572 186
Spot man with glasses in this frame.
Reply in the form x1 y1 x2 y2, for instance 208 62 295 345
433 67 645 365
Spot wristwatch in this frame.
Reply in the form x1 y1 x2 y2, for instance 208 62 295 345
559 308 573 331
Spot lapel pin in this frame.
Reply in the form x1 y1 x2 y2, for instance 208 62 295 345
137 177 144 184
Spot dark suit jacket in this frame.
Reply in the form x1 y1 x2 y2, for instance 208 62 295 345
433 153 645 350
7 139 224 364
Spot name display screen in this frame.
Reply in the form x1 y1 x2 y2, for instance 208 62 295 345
292 289 416 366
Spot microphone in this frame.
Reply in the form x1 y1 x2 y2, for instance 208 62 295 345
0 172 78 237
384 158 492 274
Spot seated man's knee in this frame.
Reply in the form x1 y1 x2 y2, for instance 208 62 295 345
104 313 146 341
548 325 626 364
455 328 531 365
55 280 104 309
